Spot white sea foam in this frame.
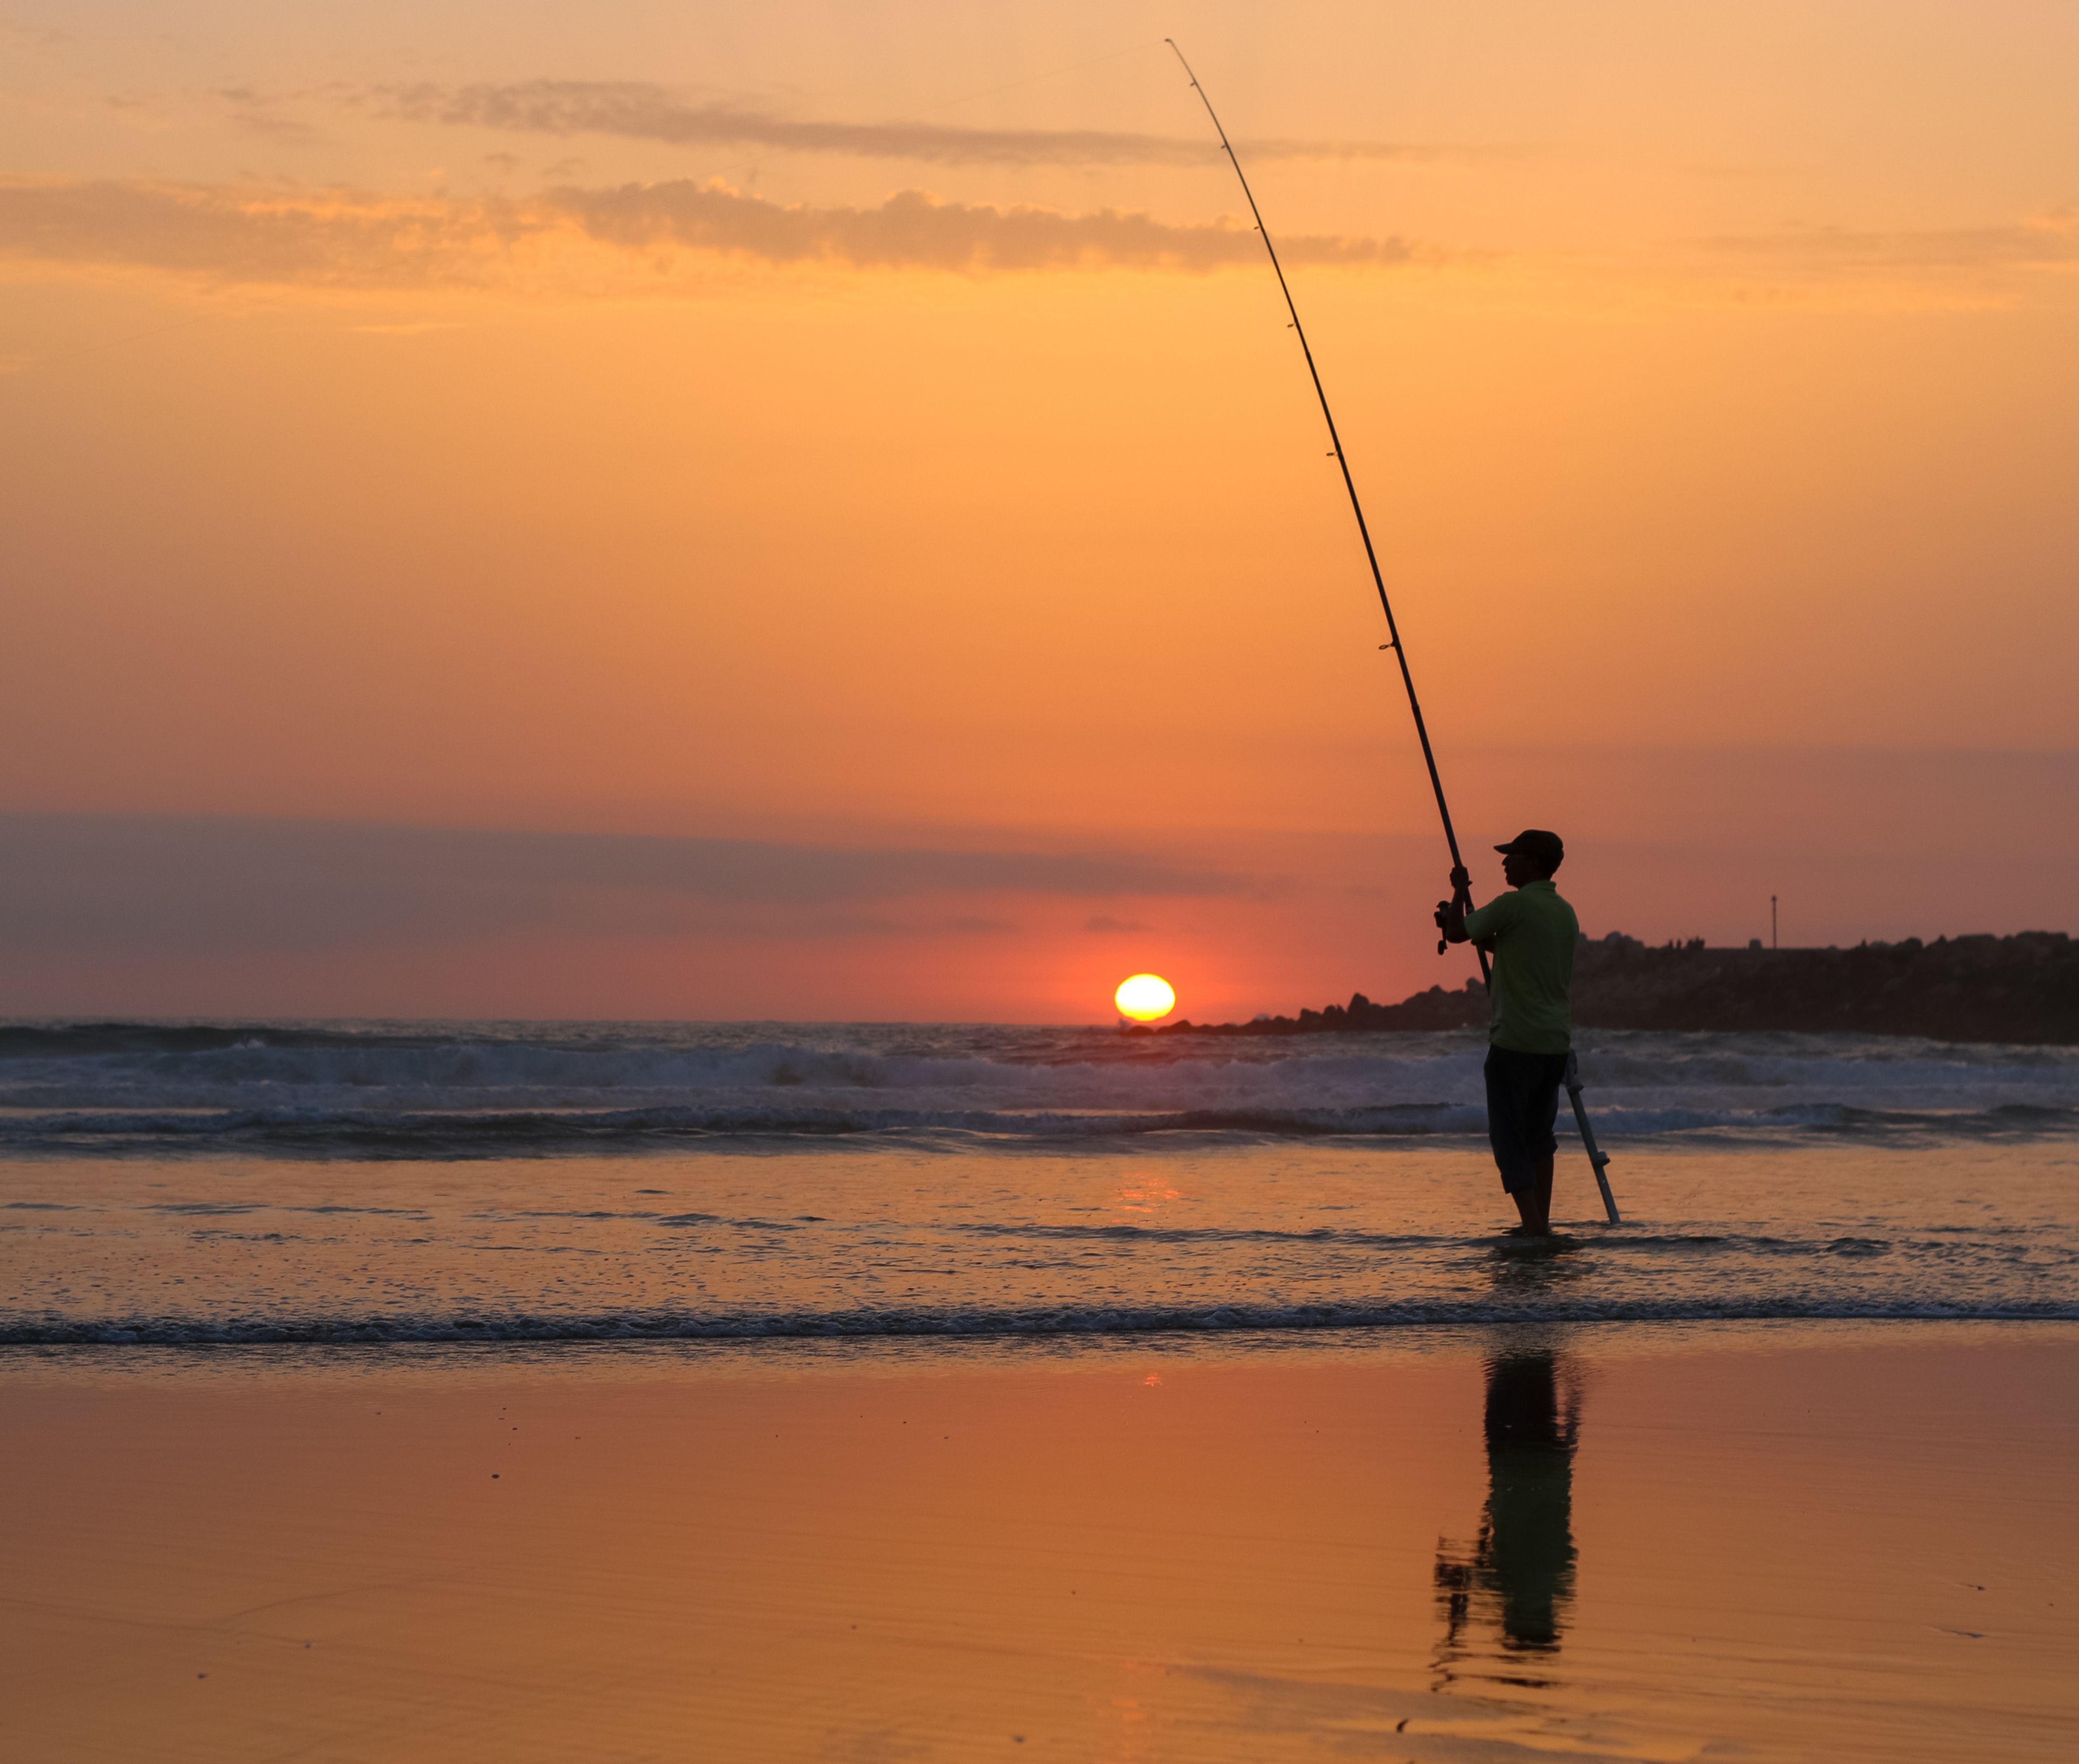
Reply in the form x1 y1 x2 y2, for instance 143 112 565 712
9 1293 2076 1347
0 1020 2074 1149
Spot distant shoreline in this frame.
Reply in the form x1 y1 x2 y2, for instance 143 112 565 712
1143 930 2079 1045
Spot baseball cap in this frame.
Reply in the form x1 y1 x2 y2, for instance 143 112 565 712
1494 829 1565 866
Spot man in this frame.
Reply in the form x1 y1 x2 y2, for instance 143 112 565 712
1439 829 1578 1236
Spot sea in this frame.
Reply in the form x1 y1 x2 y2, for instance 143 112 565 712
2 1019 2074 1348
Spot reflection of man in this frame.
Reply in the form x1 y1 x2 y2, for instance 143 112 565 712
1480 1351 1579 1649
1440 831 1579 1236
1436 1349 1580 1660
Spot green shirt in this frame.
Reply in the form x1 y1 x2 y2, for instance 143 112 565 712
1463 879 1578 1054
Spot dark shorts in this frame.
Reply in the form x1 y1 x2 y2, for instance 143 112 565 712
1484 1044 1569 1194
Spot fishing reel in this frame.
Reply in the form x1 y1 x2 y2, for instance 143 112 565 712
1433 866 1473 956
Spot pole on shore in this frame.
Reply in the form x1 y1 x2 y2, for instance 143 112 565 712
1565 1053 1621 1223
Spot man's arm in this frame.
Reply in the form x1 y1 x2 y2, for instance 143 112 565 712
1439 873 1488 952
1441 887 1508 952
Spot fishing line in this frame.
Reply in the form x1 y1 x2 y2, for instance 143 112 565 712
1165 40 1620 1224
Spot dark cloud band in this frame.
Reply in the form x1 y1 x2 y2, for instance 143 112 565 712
0 176 1408 285
0 815 1259 955
381 80 1491 169
546 180 1408 272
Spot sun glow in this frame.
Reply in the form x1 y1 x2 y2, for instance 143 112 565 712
1114 974 1176 1022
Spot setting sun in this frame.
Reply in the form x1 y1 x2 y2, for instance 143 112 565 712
1114 974 1177 1022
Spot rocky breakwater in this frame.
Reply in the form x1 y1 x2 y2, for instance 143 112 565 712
1150 930 2079 1044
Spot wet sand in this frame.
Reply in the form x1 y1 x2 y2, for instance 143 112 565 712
3 1323 2074 1762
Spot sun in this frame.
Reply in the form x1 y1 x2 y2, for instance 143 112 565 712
1114 973 1177 1022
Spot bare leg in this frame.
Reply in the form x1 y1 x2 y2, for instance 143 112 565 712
1521 1152 1555 1235
1507 1187 1536 1232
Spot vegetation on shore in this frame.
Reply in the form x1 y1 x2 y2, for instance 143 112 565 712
1148 931 2079 1044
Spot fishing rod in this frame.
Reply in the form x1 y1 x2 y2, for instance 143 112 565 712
1163 40 1484 984
1166 40 1621 1224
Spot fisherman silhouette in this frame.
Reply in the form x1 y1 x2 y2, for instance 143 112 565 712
1434 1348 1580 1678
1166 49 1621 1223
1439 831 1580 1235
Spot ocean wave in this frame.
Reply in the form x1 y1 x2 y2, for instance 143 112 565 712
0 1102 1485 1152
2 1099 2074 1155
6 1022 2077 1097
4 1021 2078 1157
0 1022 436 1058
934 1221 2073 1265
0 1028 1478 1116
7 1293 2076 1347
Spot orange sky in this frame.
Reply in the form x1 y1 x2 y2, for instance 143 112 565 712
3 2 2075 1019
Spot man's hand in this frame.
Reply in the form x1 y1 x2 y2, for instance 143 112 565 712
1434 865 1476 950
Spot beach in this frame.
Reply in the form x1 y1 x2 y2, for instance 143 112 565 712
4 1324 2074 1762
3 1018 2076 1758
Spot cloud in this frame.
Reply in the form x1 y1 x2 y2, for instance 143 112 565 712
547 179 1407 272
379 80 1490 169
0 175 1408 289
215 85 321 142
0 815 1257 955
1084 916 1153 935
0 178 537 288
1694 210 2079 273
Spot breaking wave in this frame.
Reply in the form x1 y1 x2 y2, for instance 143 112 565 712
0 1100 2074 1157
9 1293 2077 1347
2 1018 2077 1155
